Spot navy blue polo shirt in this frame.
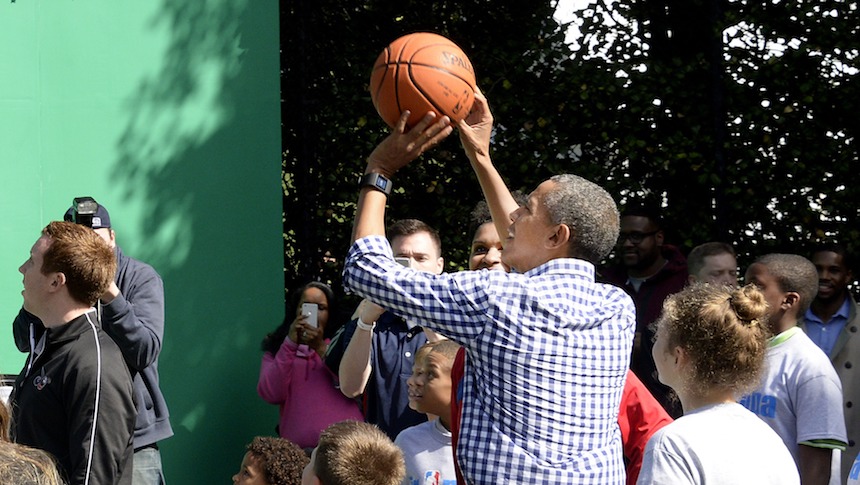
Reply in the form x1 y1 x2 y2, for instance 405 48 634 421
325 311 428 439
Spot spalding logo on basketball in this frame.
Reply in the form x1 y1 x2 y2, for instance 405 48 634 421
370 32 476 128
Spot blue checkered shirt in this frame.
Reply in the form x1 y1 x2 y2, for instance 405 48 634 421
344 236 636 484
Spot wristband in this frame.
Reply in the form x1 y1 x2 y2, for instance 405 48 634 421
359 172 392 196
356 317 377 332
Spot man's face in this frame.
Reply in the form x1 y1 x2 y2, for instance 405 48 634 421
407 349 453 416
392 232 443 274
469 222 506 272
19 235 53 318
812 251 852 304
232 452 267 485
93 228 116 249
745 263 787 325
502 181 558 273
692 253 738 288
617 215 663 271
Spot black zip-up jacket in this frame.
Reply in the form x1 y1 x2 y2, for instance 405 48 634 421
11 311 136 485
13 245 173 449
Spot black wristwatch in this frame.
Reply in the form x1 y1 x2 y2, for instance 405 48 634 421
359 172 392 196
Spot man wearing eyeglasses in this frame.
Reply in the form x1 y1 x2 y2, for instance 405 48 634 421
600 203 688 419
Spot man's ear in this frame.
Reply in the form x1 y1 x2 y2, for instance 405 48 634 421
435 257 444 274
546 224 571 251
49 272 66 292
655 229 665 246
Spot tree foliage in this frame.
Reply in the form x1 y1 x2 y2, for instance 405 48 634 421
281 0 859 305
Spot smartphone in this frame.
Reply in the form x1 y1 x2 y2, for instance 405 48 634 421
395 257 411 268
301 303 319 328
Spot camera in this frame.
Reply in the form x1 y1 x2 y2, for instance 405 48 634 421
70 197 99 228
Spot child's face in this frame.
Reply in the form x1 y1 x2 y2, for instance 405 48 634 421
407 349 453 416
744 263 788 324
651 322 680 390
232 452 268 485
301 448 319 485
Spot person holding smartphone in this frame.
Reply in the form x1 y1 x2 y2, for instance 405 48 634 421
257 282 363 451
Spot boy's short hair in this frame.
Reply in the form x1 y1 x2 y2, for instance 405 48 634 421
688 242 736 276
754 253 819 315
418 339 461 365
247 436 308 485
314 421 404 485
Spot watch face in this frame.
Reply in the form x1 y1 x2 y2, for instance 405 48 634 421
360 173 391 195
375 176 389 191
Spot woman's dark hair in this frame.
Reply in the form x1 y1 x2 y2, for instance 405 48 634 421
261 281 338 353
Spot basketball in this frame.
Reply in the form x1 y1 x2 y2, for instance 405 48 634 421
370 32 476 129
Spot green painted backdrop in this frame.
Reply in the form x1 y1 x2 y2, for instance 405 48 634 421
0 2 283 483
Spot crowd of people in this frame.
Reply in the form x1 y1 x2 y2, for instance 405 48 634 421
2 88 859 485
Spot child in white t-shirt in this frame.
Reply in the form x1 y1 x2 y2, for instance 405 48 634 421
639 283 800 485
395 340 461 485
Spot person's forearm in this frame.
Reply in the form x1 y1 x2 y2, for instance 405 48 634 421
338 324 373 397
797 444 832 485
351 186 388 243
469 157 519 242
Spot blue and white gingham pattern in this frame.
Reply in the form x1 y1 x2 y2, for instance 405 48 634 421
344 236 636 484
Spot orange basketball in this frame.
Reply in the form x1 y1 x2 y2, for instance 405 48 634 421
370 32 476 128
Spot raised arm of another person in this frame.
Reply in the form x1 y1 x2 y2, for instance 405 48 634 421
338 300 385 398
99 261 165 372
457 89 519 243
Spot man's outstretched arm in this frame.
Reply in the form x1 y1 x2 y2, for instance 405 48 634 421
351 111 452 243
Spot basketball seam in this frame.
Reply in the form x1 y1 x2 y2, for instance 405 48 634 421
407 65 473 120
371 34 474 126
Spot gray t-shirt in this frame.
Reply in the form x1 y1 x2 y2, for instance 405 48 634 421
638 402 799 484
739 327 847 485
395 418 456 485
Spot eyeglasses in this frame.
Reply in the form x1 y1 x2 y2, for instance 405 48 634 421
618 230 659 245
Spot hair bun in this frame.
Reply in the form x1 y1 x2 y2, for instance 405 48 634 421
729 285 769 327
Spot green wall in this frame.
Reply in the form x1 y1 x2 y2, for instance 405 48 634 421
0 2 283 483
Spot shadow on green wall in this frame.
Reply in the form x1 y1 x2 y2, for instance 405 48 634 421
109 1 282 483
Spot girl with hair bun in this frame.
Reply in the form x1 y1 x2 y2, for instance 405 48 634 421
637 283 800 484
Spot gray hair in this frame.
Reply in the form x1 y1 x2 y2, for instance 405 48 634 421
544 174 619 264
753 253 819 315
